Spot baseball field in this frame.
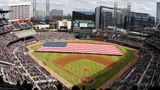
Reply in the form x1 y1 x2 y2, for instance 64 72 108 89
30 40 136 89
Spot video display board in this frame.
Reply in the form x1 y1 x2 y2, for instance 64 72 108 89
72 11 95 29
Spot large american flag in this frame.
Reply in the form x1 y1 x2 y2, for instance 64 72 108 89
37 42 123 56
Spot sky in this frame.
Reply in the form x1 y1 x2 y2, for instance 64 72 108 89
0 0 159 17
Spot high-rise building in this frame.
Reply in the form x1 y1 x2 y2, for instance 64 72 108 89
95 6 122 29
50 9 63 17
129 12 155 31
9 2 31 20
95 5 154 31
156 2 160 25
95 7 100 30
102 11 113 27
36 10 46 18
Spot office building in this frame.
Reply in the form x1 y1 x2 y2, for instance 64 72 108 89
95 6 125 29
95 5 154 31
9 2 31 20
102 11 113 27
129 12 155 31
50 9 63 17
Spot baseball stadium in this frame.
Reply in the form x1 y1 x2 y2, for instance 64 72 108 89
1 3 159 90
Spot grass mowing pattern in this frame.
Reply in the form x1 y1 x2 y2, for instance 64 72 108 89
84 49 136 89
30 40 136 88
31 44 81 85
65 59 106 78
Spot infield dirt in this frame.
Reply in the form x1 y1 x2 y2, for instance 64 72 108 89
53 55 117 68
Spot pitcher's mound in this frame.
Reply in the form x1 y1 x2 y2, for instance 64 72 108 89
83 66 89 71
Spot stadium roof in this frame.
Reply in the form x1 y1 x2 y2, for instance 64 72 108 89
0 10 10 14
79 11 95 15
14 30 37 38
129 31 149 36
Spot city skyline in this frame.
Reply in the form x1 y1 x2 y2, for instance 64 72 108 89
0 0 159 17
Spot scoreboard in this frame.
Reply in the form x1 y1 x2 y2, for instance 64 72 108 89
73 20 95 28
72 11 95 29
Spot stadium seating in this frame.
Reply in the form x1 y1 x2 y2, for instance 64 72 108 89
20 23 30 30
93 30 145 48
0 19 8 26
109 36 160 90
0 23 73 90
36 32 75 40
12 23 21 31
14 30 37 38
26 22 33 29
1 20 160 90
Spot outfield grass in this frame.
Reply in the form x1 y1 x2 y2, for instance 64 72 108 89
31 44 81 85
30 40 137 88
85 49 136 89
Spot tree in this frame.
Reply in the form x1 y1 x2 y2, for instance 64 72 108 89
63 14 72 20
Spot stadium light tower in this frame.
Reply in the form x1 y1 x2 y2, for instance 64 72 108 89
127 3 131 31
46 0 50 16
33 0 37 17
114 2 118 30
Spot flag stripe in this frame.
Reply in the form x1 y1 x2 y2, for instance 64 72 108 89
37 42 123 55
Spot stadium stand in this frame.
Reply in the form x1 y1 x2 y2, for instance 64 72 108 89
92 30 148 48
0 17 159 90
0 19 8 26
109 32 160 90
12 23 21 31
0 21 74 90
91 29 160 90
14 30 37 38
26 22 33 29
36 32 75 40
11 22 33 31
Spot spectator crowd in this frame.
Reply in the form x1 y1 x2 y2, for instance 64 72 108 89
108 32 160 90
0 23 74 90
0 22 160 90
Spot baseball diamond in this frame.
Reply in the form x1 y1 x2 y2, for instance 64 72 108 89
30 40 136 89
